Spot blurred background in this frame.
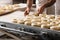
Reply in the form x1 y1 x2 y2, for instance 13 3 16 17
13 0 36 4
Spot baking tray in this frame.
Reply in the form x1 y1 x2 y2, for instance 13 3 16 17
0 21 60 40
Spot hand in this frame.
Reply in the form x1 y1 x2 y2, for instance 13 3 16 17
24 8 30 16
37 6 45 15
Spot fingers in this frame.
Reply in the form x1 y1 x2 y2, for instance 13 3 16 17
37 6 45 15
24 10 29 16
24 8 30 16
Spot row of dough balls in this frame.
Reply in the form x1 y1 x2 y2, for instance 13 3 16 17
2 4 20 10
0 4 20 15
12 13 60 31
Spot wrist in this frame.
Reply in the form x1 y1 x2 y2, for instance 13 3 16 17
27 7 31 10
26 7 31 12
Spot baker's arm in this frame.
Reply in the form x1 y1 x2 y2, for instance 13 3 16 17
24 0 33 16
45 0 56 7
37 0 56 15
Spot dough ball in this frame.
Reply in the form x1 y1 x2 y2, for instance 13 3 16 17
33 16 40 19
56 17 60 20
41 20 50 24
12 19 18 23
31 16 41 22
41 24 50 29
42 13 47 17
24 15 32 21
13 4 20 7
4 5 13 11
49 19 55 22
32 13 39 16
58 24 60 26
0 9 5 15
24 18 31 22
31 22 38 27
47 15 55 19
31 18 41 22
24 21 31 25
50 22 57 26
17 19 24 24
26 15 32 17
31 22 41 27
50 26 60 31
41 17 46 21
39 14 42 16
39 13 47 17
36 22 41 27
55 21 60 25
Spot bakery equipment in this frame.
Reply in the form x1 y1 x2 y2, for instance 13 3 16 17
0 21 60 40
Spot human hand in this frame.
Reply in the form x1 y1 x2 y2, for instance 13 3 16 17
37 6 45 15
24 8 30 16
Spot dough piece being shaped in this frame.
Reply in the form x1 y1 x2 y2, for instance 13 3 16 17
32 13 39 16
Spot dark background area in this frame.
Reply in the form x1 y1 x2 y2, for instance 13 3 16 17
13 0 36 4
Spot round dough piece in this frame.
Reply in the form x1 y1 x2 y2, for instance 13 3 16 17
50 26 60 31
26 15 32 17
41 24 50 29
39 14 43 17
47 15 55 19
13 4 20 7
41 20 50 24
33 16 40 19
50 22 57 26
4 5 13 11
12 19 18 23
31 18 41 22
24 15 32 21
42 13 47 17
41 17 46 20
0 9 5 15
56 17 60 20
17 19 24 24
24 18 31 22
31 22 41 27
32 13 39 16
36 22 41 27
39 13 47 17
24 21 31 25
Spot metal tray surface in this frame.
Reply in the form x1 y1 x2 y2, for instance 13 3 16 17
0 21 60 40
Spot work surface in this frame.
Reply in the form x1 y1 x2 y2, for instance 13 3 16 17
0 3 35 23
0 11 34 40
0 11 34 23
